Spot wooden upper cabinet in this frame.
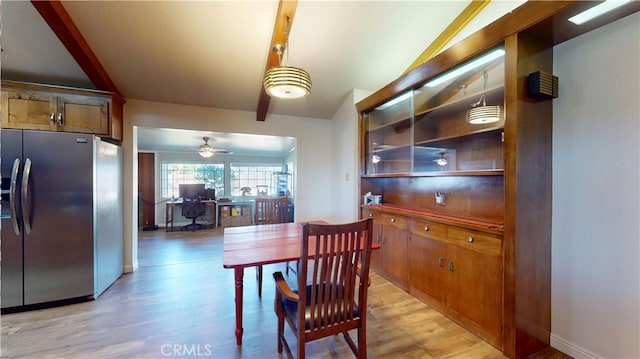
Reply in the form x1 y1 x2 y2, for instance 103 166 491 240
56 93 110 135
1 90 57 131
1 81 122 141
362 47 505 177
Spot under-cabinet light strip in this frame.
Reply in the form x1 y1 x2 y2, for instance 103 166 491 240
423 48 505 88
375 91 413 110
568 0 632 25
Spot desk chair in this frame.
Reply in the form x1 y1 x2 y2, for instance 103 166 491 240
254 196 290 297
272 218 374 359
181 198 206 231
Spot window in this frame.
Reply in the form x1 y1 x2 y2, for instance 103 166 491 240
161 162 224 198
230 163 286 196
285 161 295 197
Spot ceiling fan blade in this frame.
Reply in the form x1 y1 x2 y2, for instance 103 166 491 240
213 149 233 154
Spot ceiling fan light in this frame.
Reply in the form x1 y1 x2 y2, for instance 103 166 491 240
435 154 449 166
198 137 215 158
263 66 311 99
466 105 502 124
198 145 214 158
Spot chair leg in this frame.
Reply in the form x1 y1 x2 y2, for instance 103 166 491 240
285 261 297 275
256 265 263 297
277 314 284 353
296 337 305 359
359 326 367 359
274 292 285 354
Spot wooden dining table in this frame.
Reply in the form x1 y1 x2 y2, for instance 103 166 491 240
222 221 378 346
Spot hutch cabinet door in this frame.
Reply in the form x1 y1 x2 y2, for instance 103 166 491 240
408 231 448 305
379 213 409 290
446 231 503 348
363 91 413 175
362 207 383 270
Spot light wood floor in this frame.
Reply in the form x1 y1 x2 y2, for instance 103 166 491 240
1 228 569 358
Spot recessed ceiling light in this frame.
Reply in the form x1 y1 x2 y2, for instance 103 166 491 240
568 0 632 25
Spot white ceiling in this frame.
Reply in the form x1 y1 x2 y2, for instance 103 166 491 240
1 0 524 156
137 127 296 157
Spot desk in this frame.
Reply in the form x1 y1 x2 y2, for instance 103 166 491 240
165 200 215 231
222 221 379 345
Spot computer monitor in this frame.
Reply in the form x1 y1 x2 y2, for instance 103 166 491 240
179 183 206 199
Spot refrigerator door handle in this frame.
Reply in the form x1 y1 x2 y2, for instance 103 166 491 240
21 158 32 234
10 158 22 235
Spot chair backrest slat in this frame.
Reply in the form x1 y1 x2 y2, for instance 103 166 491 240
298 219 373 334
254 197 289 225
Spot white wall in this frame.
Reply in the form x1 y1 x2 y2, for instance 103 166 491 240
552 13 639 359
329 89 372 224
121 99 332 271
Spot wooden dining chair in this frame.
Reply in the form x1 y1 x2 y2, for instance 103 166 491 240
254 196 290 296
272 218 374 359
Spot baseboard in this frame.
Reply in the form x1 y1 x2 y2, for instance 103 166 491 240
551 333 602 359
123 262 139 274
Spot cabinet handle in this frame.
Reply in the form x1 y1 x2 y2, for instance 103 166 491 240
467 236 474 243
424 225 429 231
390 218 395 223
448 260 454 272
57 113 63 126
50 112 55 125
438 257 444 268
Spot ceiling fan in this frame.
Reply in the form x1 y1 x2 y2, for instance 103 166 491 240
197 136 232 158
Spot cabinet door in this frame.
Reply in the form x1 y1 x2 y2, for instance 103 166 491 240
379 213 408 289
362 208 382 270
57 94 110 135
1 89 57 130
408 233 448 305
363 91 414 175
446 230 503 347
408 219 448 304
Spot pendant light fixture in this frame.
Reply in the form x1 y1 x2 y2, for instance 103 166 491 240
466 70 502 125
263 17 311 99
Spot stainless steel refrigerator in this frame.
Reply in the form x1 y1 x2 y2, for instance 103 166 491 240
1 129 123 309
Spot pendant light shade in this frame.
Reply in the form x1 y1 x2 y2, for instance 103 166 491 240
466 70 502 125
263 65 311 99
466 105 503 124
263 17 311 100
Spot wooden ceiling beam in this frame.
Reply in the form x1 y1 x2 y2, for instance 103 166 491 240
404 0 491 74
256 0 298 122
31 0 122 97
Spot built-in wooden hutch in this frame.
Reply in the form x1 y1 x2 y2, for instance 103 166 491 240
356 2 639 358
